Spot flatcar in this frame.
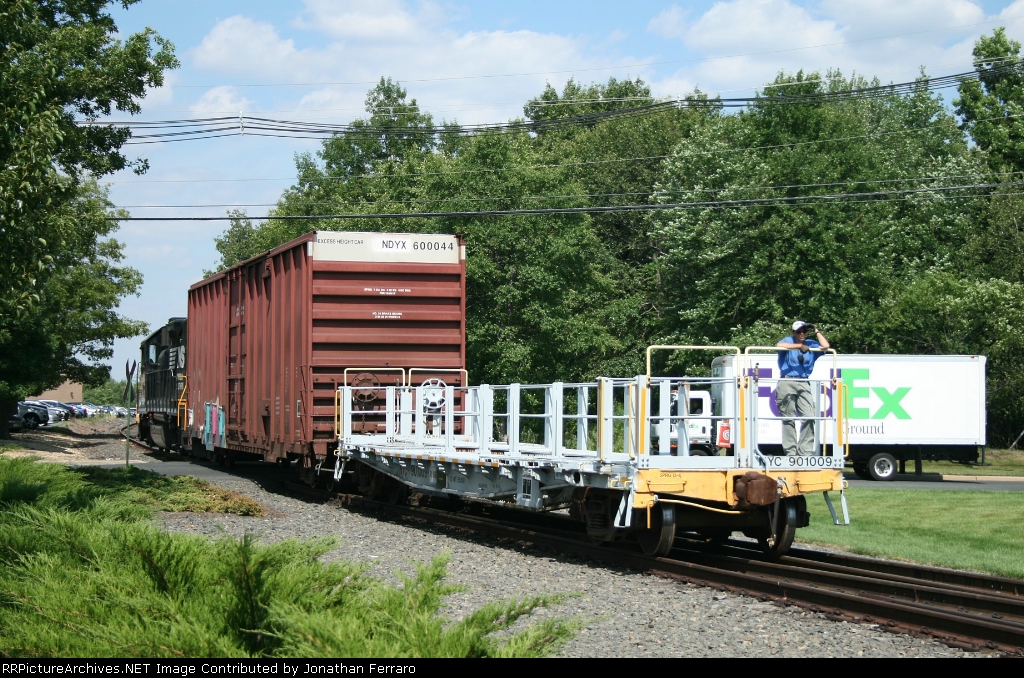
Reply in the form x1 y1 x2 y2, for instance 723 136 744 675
140 230 850 557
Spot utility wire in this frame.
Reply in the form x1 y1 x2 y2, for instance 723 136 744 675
104 179 1024 221
84 63 1021 146
114 171 1023 209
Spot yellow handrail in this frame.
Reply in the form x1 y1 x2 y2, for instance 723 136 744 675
645 344 741 383
176 376 188 429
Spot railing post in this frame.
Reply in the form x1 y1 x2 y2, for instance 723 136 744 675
445 384 455 449
508 383 520 456
597 378 613 460
400 389 413 437
548 382 564 457
341 387 353 443
577 385 589 452
480 385 493 452
385 386 395 438
415 385 424 446
658 380 671 455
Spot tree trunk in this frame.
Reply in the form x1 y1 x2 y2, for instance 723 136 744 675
0 398 16 439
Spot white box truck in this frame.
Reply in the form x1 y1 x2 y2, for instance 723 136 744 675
709 354 986 481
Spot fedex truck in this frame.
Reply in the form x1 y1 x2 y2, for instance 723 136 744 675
709 354 986 481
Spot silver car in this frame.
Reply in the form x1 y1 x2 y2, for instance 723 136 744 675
17 402 50 429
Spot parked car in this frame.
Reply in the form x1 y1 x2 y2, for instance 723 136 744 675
67 402 100 417
17 402 49 429
26 400 70 423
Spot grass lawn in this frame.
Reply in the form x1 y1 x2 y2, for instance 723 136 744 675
0 456 575 658
799 487 1024 579
917 448 1024 477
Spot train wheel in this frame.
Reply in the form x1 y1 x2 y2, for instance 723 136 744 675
386 480 409 505
637 504 677 557
758 499 798 558
356 463 386 499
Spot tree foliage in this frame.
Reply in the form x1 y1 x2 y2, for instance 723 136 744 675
0 0 176 313
0 1 177 437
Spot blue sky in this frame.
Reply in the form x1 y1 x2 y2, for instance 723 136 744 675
100 0 1024 377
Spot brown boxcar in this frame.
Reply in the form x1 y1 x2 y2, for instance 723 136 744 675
184 230 466 465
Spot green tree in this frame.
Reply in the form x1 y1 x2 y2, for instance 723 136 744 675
83 378 129 406
1 0 176 313
0 1 177 436
955 28 1024 173
954 29 1024 288
652 70 979 355
1 181 146 433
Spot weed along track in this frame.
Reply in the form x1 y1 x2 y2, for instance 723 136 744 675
273 477 1024 656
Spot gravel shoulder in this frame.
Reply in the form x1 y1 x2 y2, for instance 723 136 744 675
1 420 983 657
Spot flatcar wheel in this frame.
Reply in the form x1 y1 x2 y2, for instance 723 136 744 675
386 480 409 505
637 504 676 557
758 499 798 558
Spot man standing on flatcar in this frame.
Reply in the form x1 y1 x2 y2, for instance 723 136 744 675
776 321 830 456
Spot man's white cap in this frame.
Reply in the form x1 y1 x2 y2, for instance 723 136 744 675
792 320 807 332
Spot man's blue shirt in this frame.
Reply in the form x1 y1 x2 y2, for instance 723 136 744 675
777 336 821 378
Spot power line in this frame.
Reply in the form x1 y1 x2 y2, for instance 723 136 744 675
134 58 1004 117
114 171 1021 209
84 64 1020 146
105 179 1024 221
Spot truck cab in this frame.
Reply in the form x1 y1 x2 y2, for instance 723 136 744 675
651 389 715 455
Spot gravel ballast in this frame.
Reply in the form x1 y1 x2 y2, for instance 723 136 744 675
156 472 975 658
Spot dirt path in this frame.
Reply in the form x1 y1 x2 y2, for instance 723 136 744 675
0 418 159 465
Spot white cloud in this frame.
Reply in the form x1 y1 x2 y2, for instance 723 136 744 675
647 5 689 40
188 4 652 124
684 0 841 53
819 0 985 38
190 86 254 115
643 0 1006 98
292 0 442 41
192 15 311 80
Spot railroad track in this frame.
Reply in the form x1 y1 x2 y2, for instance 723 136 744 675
122 441 1024 657
280 479 1024 656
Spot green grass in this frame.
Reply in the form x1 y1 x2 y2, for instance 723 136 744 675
917 448 1024 477
0 457 576 658
0 456 263 515
799 488 1024 578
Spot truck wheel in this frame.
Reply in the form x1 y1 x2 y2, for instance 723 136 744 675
868 453 897 481
852 463 872 480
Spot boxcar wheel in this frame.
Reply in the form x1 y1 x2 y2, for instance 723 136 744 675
637 504 676 557
868 452 897 481
758 499 797 558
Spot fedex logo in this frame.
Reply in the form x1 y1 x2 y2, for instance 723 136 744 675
755 368 911 420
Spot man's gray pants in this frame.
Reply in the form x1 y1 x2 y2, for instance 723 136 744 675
776 379 816 456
